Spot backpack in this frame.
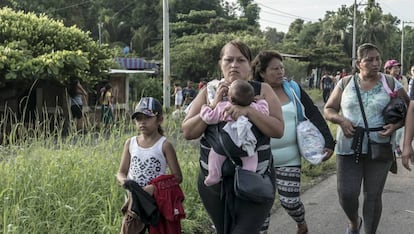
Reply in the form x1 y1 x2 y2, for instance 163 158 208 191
341 74 395 91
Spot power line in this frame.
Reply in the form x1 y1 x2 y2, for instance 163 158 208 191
46 0 92 13
256 1 316 22
260 9 301 20
260 18 290 27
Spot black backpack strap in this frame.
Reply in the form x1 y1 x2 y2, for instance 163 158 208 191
249 80 262 96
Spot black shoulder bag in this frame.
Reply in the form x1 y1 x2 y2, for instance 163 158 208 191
217 125 275 203
353 75 394 162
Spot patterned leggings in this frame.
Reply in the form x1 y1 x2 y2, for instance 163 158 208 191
261 166 305 231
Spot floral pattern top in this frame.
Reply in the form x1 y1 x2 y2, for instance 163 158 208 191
335 73 402 155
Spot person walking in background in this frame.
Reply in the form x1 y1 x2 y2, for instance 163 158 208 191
384 59 408 157
307 74 314 89
320 71 335 103
340 68 348 79
182 80 196 107
101 83 113 129
173 82 183 110
181 40 284 234
324 43 409 234
198 80 207 90
117 97 184 234
251 50 335 234
68 78 88 132
200 79 269 186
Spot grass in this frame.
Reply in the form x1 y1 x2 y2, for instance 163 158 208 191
0 89 336 233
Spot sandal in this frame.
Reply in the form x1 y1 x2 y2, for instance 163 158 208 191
297 222 308 234
345 217 362 234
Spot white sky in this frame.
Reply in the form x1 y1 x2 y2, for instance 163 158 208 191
232 0 414 32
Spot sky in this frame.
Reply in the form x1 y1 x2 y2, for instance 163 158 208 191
233 0 414 32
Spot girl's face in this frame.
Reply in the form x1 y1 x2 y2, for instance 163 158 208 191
411 67 414 77
260 58 285 88
220 44 251 83
134 114 161 135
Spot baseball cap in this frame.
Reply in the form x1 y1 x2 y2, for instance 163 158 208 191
384 59 401 70
131 97 162 119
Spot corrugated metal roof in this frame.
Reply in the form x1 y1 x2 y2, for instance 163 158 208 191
114 57 160 70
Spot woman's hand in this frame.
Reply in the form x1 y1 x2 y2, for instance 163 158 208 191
210 81 230 108
339 118 355 138
322 148 334 161
402 146 414 171
223 104 249 120
379 123 399 137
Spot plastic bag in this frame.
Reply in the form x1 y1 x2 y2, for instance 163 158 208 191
297 120 326 165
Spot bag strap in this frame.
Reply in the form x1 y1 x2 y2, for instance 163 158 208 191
353 75 372 142
381 74 397 95
354 75 387 134
290 86 308 121
287 80 304 121
216 124 271 172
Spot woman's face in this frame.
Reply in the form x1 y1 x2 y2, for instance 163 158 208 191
411 67 414 77
357 49 381 77
260 58 285 88
220 44 251 83
390 66 401 76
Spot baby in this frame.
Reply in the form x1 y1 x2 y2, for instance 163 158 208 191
200 79 269 186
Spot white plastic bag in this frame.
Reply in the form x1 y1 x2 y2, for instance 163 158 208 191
296 120 326 165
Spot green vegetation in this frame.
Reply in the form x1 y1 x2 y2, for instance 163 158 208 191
0 89 337 233
0 7 114 87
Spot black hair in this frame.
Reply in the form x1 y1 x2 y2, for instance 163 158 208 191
68 79 79 98
229 80 254 106
251 50 284 82
357 43 381 61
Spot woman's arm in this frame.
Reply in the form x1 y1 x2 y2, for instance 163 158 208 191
324 85 355 138
116 138 131 185
402 100 414 171
77 83 88 105
300 87 335 149
181 88 209 140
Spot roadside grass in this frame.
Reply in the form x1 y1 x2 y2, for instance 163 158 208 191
0 89 335 233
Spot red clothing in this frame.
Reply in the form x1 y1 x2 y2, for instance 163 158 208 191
148 175 185 234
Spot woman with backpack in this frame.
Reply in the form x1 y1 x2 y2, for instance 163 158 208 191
251 50 335 234
324 43 409 234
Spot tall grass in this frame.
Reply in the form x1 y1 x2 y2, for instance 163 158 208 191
0 90 335 233
0 111 213 234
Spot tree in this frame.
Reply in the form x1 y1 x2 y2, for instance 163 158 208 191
0 8 114 87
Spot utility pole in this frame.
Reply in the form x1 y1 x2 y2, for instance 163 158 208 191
163 0 171 108
352 0 357 72
351 1 367 73
98 22 103 46
401 21 414 75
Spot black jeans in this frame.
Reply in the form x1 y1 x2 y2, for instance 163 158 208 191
197 170 274 234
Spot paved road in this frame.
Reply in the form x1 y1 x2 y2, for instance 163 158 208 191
268 158 414 234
